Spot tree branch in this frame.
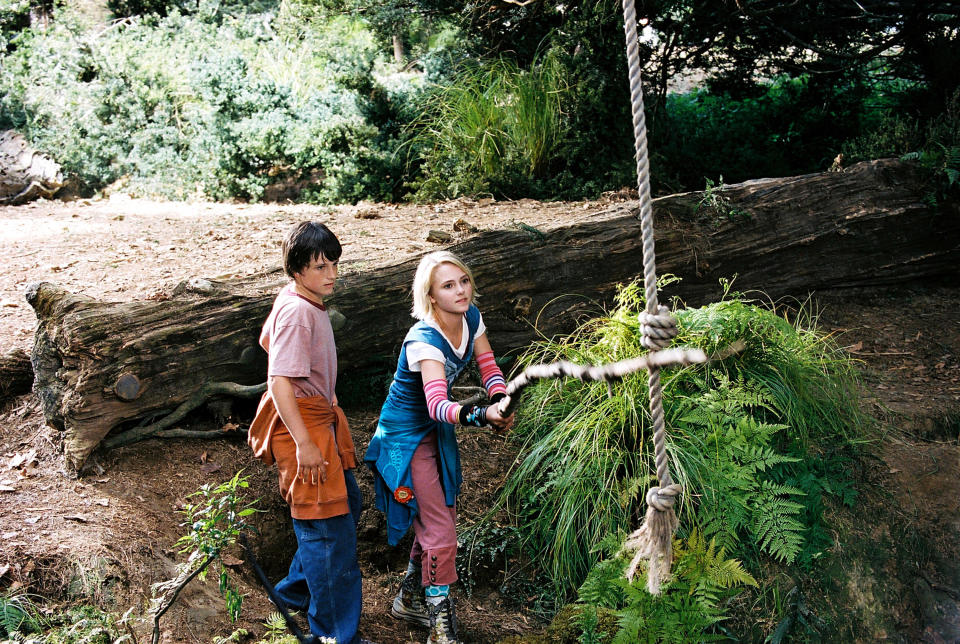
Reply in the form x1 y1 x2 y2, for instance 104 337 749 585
103 382 265 449
151 552 218 644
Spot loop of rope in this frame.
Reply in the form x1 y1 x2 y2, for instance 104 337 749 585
645 483 682 512
638 305 678 350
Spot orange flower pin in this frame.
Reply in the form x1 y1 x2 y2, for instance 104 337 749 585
393 486 414 504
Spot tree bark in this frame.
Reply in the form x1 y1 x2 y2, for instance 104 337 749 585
392 33 405 64
0 131 63 204
26 159 959 473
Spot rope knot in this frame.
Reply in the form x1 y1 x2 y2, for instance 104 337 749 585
638 306 677 350
645 483 681 512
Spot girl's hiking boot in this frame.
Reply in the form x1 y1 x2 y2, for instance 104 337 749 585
426 597 460 644
390 571 430 627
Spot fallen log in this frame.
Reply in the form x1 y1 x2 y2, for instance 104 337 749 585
0 349 33 402
27 159 960 473
0 130 63 204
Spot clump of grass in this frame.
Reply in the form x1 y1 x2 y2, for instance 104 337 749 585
500 279 871 595
407 51 569 199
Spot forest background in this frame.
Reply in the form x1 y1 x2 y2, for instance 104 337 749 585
2 0 958 205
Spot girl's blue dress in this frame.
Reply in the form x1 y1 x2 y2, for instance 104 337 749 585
364 304 481 545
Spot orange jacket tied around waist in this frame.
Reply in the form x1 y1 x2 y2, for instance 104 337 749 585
248 393 357 520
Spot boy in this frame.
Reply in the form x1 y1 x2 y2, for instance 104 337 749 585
248 221 368 644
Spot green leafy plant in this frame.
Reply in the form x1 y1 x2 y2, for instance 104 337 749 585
456 521 519 596
0 593 39 638
698 176 748 222
499 279 870 596
149 470 259 644
577 530 756 643
257 611 299 644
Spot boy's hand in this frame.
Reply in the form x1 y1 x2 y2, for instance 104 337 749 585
296 441 329 484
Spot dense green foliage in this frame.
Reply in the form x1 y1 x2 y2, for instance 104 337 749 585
0 4 408 202
497 280 870 638
652 75 875 189
843 88 960 202
405 53 570 199
2 1 956 202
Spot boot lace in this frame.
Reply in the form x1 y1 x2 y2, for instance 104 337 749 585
428 598 458 644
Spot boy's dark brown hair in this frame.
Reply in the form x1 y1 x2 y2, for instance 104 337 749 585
282 221 342 278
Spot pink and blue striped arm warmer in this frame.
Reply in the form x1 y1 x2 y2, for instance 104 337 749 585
476 351 507 401
424 378 461 424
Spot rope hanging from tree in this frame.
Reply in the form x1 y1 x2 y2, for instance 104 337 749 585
493 0 694 595
617 0 684 594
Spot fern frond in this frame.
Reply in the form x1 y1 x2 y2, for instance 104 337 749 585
674 529 758 595
740 445 800 473
578 557 629 609
752 495 805 562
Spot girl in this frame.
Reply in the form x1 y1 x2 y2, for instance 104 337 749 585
364 251 514 644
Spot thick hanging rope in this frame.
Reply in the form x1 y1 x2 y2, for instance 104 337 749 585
492 0 682 595
617 0 684 595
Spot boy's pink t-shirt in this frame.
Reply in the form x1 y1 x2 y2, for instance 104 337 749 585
259 284 337 401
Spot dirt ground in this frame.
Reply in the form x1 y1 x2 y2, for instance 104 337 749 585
0 196 958 643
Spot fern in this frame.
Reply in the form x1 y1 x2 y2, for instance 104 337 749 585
575 605 604 644
675 529 757 591
576 531 755 643
697 482 752 555
673 377 809 565
751 481 806 562
0 595 38 637
578 557 629 609
610 577 725 644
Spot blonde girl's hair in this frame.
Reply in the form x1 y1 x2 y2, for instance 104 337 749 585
411 251 479 320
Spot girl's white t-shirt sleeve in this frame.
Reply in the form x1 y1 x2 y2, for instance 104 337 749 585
407 341 446 372
476 312 487 338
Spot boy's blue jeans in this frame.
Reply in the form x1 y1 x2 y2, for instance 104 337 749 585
275 469 363 644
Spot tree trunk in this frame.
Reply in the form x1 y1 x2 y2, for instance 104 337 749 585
26 159 959 473
0 131 63 204
392 33 405 64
